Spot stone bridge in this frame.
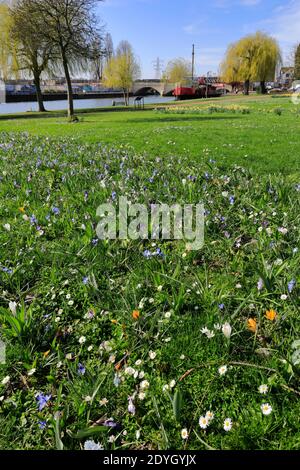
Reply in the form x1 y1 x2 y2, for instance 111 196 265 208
132 80 176 97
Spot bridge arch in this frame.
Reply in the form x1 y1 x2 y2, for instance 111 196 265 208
134 86 162 96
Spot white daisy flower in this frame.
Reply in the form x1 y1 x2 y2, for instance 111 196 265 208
79 336 86 345
181 428 189 440
259 385 269 395
165 311 172 319
261 403 273 415
205 411 215 422
223 418 233 432
169 380 176 389
124 367 136 376
138 392 146 401
218 365 228 376
199 416 209 429
149 351 156 360
140 380 150 390
162 384 169 392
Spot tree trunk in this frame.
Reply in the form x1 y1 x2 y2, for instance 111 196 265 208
123 88 127 106
260 81 267 94
33 70 46 112
244 79 250 95
61 49 74 119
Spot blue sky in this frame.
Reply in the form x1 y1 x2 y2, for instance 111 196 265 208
99 0 300 78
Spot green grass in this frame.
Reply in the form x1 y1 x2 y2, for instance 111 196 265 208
0 95 300 175
0 95 300 450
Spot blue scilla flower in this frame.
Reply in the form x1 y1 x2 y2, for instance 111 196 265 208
36 393 51 411
39 421 47 430
288 279 296 294
52 207 60 215
78 363 86 376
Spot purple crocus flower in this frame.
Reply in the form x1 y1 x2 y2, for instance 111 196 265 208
36 393 51 411
39 421 47 430
257 278 264 291
128 397 136 416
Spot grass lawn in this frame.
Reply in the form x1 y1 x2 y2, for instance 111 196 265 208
0 95 300 175
0 95 300 450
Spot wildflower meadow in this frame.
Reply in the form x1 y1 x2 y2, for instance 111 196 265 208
0 95 300 451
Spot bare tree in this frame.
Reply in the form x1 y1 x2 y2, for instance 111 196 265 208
27 0 103 119
104 33 114 63
9 0 55 112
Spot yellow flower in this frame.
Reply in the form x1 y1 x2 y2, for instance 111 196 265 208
247 318 257 333
19 207 25 213
265 309 277 321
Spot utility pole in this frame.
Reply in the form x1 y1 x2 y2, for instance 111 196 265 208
152 57 164 80
192 44 195 83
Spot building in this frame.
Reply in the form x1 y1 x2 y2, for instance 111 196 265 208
277 67 294 87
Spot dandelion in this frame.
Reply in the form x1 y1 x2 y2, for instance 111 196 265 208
265 309 277 321
261 403 273 415
259 385 269 395
199 416 209 429
1 376 10 386
181 428 189 440
222 322 232 339
223 418 233 432
218 365 228 376
247 318 257 333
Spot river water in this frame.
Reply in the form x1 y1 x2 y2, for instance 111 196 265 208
0 95 174 114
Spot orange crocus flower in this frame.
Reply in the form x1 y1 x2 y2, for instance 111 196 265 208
132 310 140 321
266 309 277 321
247 318 258 333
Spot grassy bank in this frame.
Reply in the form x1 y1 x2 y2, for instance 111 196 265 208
0 95 299 450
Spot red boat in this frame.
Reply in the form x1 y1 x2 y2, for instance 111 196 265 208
173 77 225 100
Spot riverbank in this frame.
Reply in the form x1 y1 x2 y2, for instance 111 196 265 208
5 91 127 103
0 95 174 116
